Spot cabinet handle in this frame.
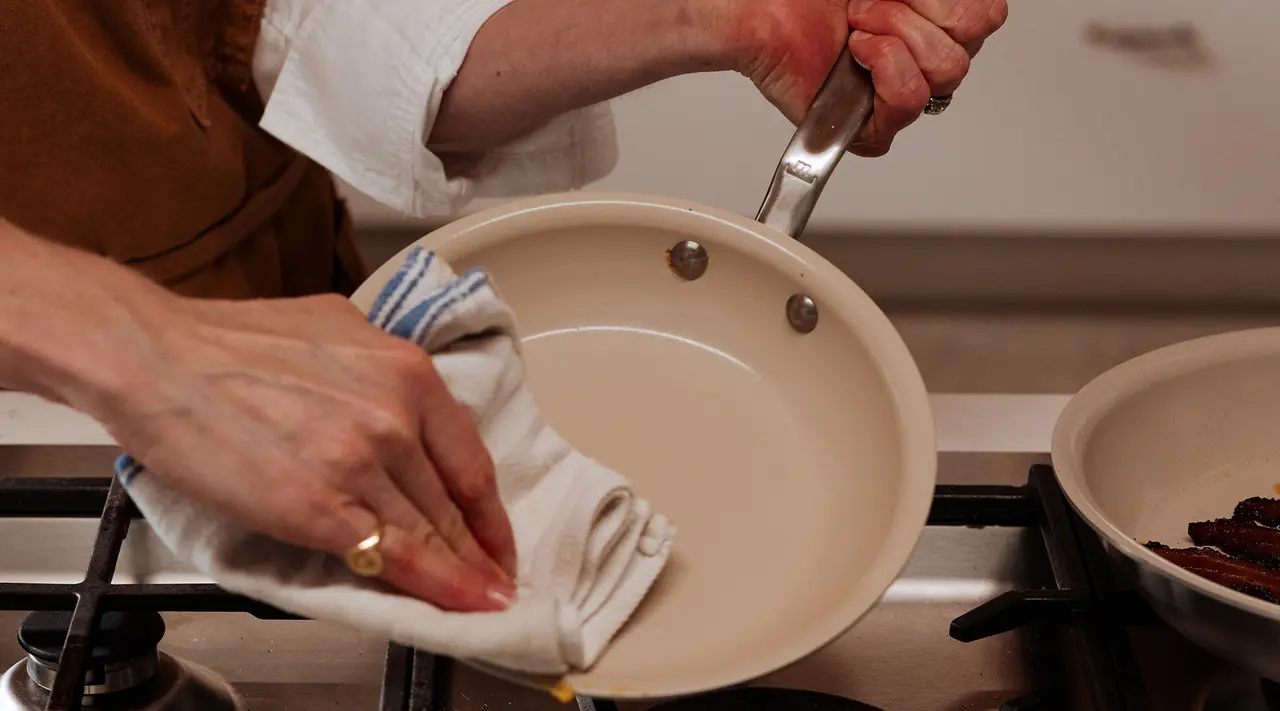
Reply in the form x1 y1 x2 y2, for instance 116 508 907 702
1083 22 1212 69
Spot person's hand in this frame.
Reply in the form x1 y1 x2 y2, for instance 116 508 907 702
101 293 518 611
730 0 1008 156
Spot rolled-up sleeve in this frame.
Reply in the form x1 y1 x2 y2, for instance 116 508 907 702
251 0 618 218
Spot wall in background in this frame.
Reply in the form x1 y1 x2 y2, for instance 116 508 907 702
345 0 1280 306
343 0 1280 236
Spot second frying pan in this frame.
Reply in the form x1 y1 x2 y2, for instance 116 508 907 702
1054 328 1280 682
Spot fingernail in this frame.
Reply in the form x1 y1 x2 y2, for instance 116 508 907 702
848 33 874 70
486 587 514 609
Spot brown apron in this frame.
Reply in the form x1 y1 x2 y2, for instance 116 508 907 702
0 0 368 300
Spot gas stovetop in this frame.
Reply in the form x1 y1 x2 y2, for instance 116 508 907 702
3 465 1276 711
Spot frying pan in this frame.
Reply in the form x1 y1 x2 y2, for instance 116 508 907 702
1053 328 1280 682
349 49 937 698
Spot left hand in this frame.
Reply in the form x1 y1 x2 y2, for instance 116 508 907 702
729 0 1008 157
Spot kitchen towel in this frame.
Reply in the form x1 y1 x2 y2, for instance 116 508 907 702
116 247 675 675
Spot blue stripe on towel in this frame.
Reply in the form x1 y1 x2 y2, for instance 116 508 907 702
387 268 490 345
417 269 491 341
115 454 144 485
370 248 433 328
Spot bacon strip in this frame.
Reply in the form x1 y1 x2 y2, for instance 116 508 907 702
1188 518 1280 568
1145 542 1280 604
1234 497 1280 528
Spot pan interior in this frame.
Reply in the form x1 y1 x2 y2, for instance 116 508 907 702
1080 353 1280 548
440 222 906 694
352 199 933 697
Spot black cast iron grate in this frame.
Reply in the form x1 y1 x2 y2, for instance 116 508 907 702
0 466 1159 711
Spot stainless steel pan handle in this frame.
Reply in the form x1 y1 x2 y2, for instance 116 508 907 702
754 47 875 240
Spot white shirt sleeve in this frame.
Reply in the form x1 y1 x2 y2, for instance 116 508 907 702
250 0 619 218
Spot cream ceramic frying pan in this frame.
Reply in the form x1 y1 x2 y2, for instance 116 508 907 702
349 50 937 698
1053 328 1280 682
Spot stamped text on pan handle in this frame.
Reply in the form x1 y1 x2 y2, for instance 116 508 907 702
754 46 876 242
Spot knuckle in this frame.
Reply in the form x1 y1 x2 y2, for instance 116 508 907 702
383 338 426 370
847 0 869 19
381 533 422 573
390 347 447 394
895 72 931 111
376 529 484 609
288 487 350 549
862 35 906 74
873 35 904 63
855 35 891 65
952 21 985 45
935 42 971 82
363 406 417 452
947 0 990 43
882 2 911 26
317 428 379 483
298 487 339 521
988 0 1009 31
431 573 475 609
419 524 446 554
449 450 498 506
434 505 471 544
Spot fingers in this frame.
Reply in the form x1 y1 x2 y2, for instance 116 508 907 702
847 30 930 156
417 372 519 580
268 469 512 612
367 516 512 612
387 445 513 587
354 475 515 612
844 0 1007 155
893 0 1008 56
848 1 970 96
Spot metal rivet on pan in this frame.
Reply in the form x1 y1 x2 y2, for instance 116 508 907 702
668 240 708 281
786 294 818 334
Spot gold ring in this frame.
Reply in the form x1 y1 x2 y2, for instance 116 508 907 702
344 524 385 577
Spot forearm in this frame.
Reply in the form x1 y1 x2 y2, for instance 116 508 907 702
427 0 735 153
0 222 170 414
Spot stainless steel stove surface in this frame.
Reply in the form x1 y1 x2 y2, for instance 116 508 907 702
0 394 1273 711
0 496 1050 711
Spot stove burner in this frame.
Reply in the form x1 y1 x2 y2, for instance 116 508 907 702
1 609 244 711
19 611 165 695
2 467 1269 711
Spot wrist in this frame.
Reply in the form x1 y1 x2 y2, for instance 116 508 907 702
697 0 762 77
660 0 741 75
0 222 176 417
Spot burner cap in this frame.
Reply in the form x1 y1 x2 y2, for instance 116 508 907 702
18 611 166 666
648 687 886 711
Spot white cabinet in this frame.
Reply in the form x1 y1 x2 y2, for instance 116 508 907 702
345 0 1280 233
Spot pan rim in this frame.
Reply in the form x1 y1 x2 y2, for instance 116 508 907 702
352 191 939 698
1051 326 1280 623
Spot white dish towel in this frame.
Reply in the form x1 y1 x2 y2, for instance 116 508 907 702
117 247 676 675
